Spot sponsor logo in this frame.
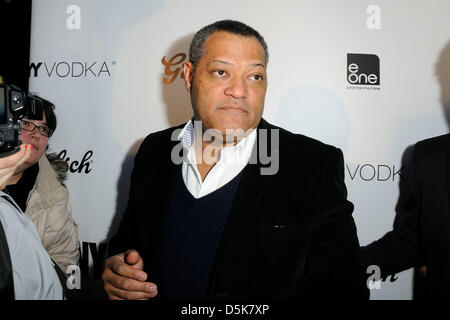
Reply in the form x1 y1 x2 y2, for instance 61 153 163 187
29 61 114 78
161 52 187 84
346 163 406 182
346 53 380 90
78 241 107 280
58 149 93 174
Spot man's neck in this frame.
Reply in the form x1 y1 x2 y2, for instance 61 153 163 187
195 139 221 182
194 131 254 182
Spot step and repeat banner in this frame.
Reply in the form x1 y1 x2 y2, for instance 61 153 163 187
29 0 450 299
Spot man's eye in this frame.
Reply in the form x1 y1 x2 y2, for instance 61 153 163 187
251 74 263 81
214 70 226 76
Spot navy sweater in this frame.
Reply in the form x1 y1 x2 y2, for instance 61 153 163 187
159 166 245 300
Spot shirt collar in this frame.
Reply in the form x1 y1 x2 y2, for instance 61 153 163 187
177 119 257 153
178 119 195 150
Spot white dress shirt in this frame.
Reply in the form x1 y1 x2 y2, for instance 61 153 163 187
178 120 257 199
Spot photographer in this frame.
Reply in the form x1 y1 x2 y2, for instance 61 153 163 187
3 95 79 273
0 144 63 299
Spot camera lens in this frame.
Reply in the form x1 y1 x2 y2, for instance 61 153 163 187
12 94 22 105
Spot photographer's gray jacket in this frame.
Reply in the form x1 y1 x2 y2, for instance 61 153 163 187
0 191 63 299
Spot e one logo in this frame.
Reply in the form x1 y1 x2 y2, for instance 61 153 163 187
347 53 380 86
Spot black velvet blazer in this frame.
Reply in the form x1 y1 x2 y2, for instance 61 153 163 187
109 119 368 300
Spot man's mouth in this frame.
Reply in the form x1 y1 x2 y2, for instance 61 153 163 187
218 105 248 113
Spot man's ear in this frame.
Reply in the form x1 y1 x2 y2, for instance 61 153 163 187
183 61 194 92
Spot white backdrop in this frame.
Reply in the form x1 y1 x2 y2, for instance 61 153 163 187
29 0 450 299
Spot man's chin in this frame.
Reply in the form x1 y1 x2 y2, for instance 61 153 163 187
215 118 258 133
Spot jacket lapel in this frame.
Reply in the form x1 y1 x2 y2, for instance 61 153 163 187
148 135 180 282
215 160 272 257
209 119 275 293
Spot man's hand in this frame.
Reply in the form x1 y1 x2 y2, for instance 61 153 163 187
102 250 158 300
0 144 32 190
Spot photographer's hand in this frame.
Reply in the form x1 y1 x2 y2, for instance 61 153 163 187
0 144 32 190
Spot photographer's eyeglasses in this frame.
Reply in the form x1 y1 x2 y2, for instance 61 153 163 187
21 119 53 137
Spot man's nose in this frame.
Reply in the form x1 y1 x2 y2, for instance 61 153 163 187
224 76 248 99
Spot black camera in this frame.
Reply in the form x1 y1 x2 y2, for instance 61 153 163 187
0 83 43 157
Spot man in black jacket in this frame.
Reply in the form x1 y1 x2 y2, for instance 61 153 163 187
361 134 450 299
102 19 368 300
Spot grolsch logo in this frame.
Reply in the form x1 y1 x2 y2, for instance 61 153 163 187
161 53 187 85
58 149 93 174
347 53 380 86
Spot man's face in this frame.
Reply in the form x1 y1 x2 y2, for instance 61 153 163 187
183 31 267 137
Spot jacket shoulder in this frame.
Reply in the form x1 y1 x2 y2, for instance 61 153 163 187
264 120 340 159
138 123 185 153
414 133 450 163
416 133 450 152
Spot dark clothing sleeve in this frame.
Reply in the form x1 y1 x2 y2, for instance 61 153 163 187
305 148 369 299
107 134 153 257
360 145 423 279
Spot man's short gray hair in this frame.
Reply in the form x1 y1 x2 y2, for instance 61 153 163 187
189 20 269 68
